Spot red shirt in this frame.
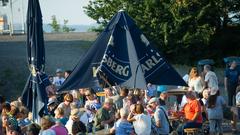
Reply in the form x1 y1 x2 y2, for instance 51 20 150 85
183 99 202 123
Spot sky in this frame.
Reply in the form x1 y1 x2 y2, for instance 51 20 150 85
40 0 96 25
0 0 96 25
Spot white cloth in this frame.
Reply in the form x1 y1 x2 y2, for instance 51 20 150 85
80 112 89 126
201 98 207 105
188 77 204 93
65 119 73 135
205 71 218 90
236 92 240 106
180 95 188 107
133 114 151 135
39 129 56 135
183 74 189 83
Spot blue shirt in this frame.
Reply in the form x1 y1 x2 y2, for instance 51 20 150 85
206 96 226 119
114 119 134 135
154 106 169 134
225 68 239 85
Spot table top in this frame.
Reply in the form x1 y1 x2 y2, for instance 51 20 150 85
167 88 187 95
94 129 111 135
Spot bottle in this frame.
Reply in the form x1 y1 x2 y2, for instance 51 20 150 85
92 126 96 135
174 102 177 111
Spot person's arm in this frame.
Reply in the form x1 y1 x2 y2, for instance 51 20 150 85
204 73 209 88
224 77 228 91
101 115 115 125
110 127 115 134
154 110 162 128
127 112 136 122
190 112 200 122
190 100 201 122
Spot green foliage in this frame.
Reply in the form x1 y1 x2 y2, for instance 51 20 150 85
49 16 75 33
62 19 76 32
49 15 60 33
84 0 240 65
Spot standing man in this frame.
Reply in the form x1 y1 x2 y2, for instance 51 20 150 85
224 61 240 106
53 68 65 88
203 65 218 90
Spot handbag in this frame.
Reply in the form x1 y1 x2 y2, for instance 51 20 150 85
160 107 173 133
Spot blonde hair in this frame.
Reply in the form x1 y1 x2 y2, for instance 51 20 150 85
41 116 55 130
64 93 73 102
54 107 64 116
189 67 199 79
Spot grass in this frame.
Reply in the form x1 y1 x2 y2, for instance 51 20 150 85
0 32 227 101
0 33 96 100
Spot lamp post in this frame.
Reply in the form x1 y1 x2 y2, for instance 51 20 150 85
21 0 25 34
9 0 14 35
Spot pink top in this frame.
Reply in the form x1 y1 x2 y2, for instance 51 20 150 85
51 125 68 135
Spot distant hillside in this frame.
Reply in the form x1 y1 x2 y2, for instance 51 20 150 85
43 24 98 33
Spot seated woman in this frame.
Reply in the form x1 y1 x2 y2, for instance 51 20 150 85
127 103 151 135
178 91 203 135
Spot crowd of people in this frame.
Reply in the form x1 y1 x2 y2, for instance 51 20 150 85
0 61 240 135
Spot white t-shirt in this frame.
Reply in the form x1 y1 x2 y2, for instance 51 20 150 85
133 113 151 135
53 77 65 87
65 119 73 135
188 77 204 93
57 102 71 118
205 71 218 89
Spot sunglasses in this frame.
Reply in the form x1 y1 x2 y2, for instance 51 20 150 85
66 100 72 102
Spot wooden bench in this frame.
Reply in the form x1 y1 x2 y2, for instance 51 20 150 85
184 128 199 135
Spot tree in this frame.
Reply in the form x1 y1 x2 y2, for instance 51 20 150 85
84 0 240 64
49 16 75 33
49 15 60 33
62 19 75 32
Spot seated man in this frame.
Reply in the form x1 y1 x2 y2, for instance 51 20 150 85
94 98 115 131
178 91 203 135
110 108 134 135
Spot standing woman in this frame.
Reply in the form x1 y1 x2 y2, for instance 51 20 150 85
188 67 204 98
206 88 226 135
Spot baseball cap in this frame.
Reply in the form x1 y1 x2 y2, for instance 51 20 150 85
56 68 63 73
